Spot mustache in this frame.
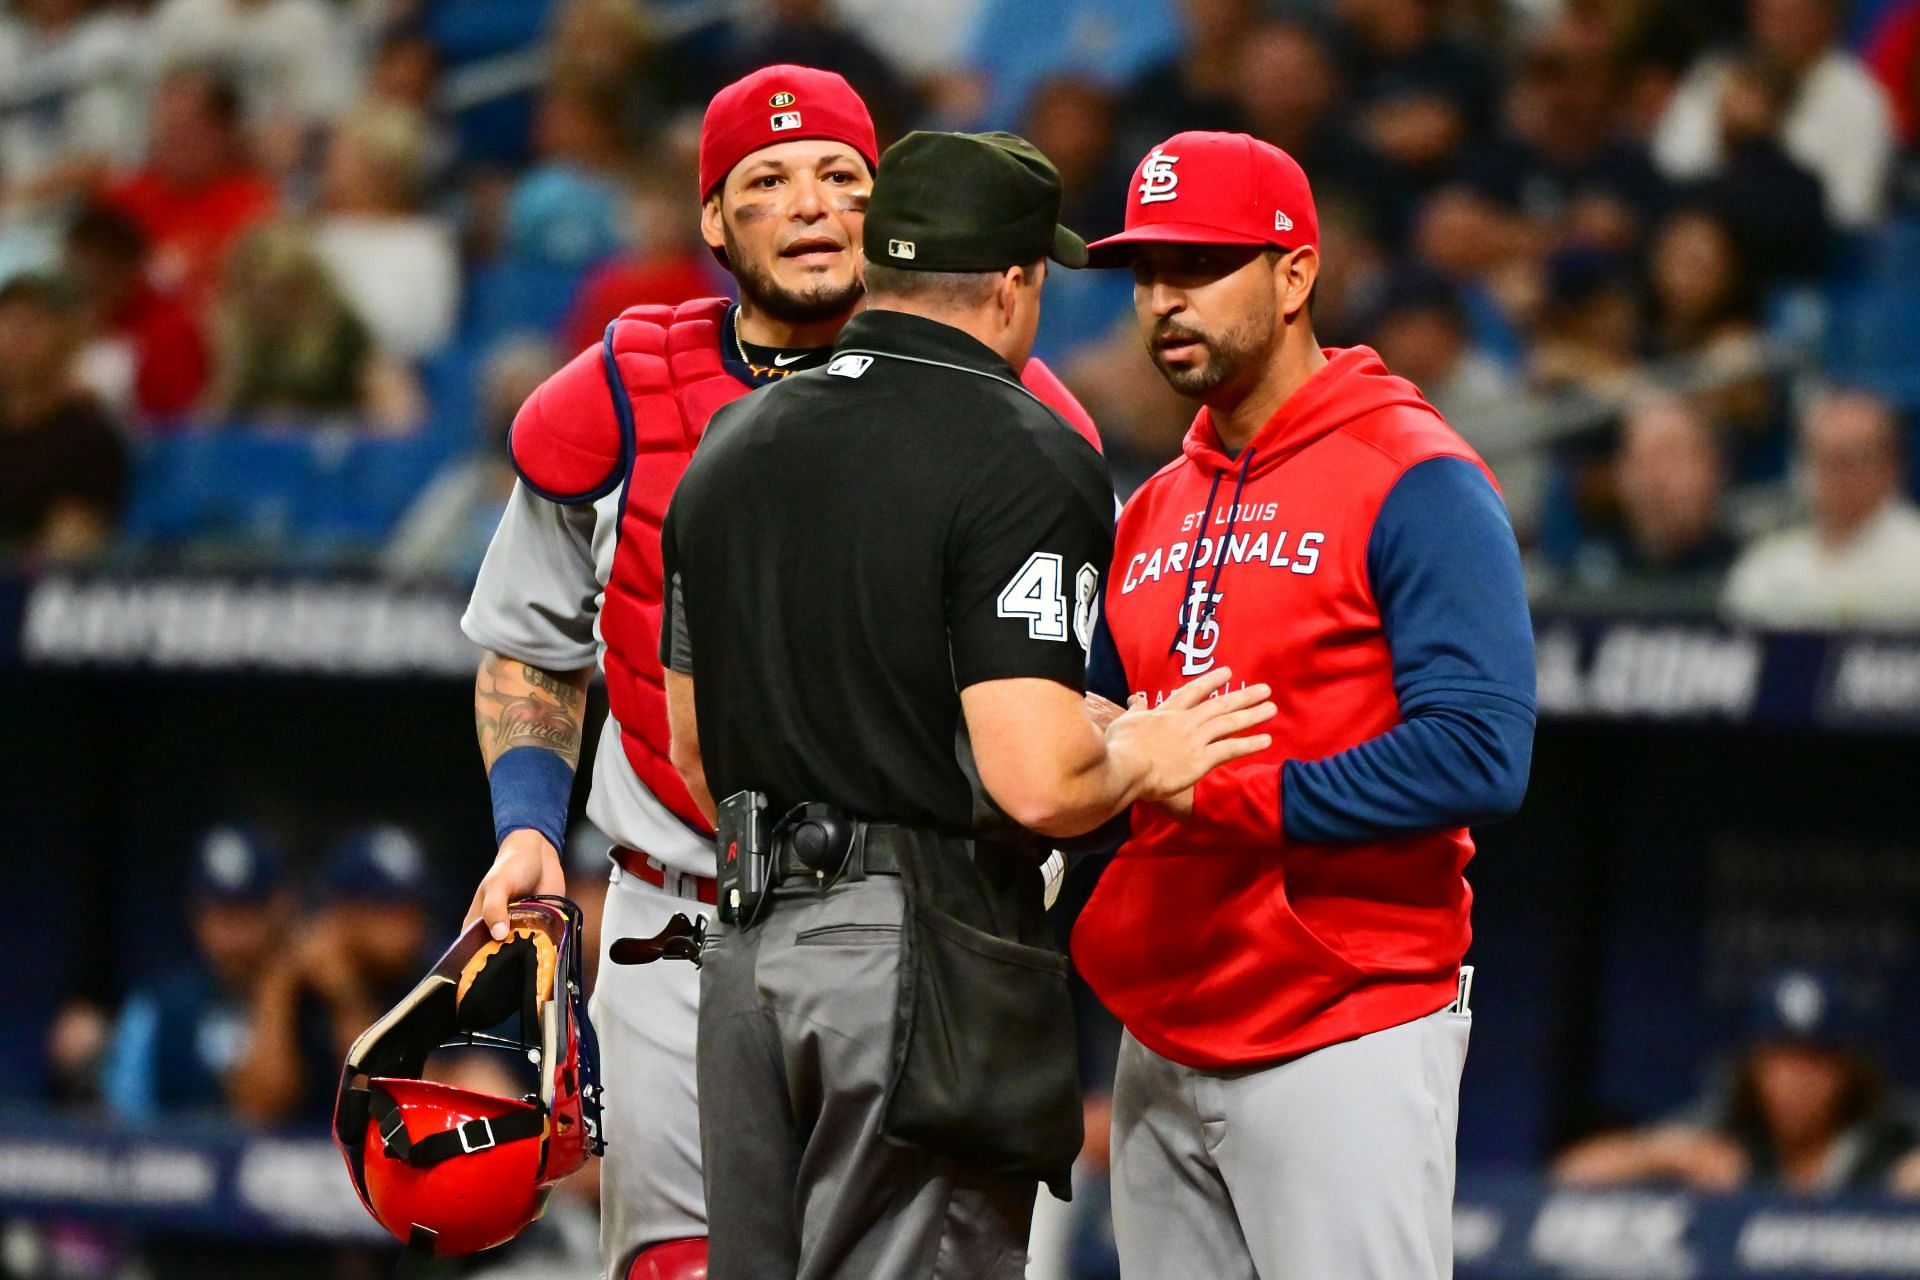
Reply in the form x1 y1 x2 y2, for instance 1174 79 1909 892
1152 320 1208 349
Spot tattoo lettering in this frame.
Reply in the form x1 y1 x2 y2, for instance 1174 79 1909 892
475 652 587 769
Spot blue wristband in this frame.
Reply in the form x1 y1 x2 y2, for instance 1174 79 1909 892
490 746 575 852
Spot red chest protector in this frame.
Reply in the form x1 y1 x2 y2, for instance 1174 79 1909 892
509 298 747 833
508 299 1105 837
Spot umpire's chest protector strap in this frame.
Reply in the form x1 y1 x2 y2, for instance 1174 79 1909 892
507 298 737 505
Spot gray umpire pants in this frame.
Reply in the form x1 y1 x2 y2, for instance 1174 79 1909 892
697 873 1036 1280
1111 1004 1471 1280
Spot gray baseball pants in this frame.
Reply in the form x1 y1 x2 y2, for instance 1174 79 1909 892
697 874 1036 1280
1110 1004 1471 1280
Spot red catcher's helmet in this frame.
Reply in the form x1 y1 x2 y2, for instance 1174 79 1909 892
333 897 604 1256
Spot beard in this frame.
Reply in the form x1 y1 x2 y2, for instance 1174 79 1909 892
724 220 865 326
1148 307 1276 398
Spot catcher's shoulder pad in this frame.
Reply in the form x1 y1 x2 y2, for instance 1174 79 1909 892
507 297 734 504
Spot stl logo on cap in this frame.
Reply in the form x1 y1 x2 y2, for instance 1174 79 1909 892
1138 146 1180 205
769 91 795 107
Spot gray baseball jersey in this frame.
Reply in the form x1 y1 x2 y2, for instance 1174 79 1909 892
461 481 716 877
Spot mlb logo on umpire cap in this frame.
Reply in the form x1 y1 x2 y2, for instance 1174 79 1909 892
888 238 916 260
771 110 802 131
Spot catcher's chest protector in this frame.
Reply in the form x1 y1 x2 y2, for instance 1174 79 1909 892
509 298 750 835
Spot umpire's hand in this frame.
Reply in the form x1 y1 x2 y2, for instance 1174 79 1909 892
465 830 567 941
1106 668 1274 817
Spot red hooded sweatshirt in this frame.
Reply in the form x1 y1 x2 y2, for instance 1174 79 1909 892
1072 346 1504 1070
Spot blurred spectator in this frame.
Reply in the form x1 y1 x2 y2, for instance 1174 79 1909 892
1644 203 1782 454
1025 76 1138 362
1570 396 1739 595
382 335 560 582
1335 0 1496 195
203 221 424 431
1061 317 1195 495
232 823 437 1125
1724 391 1920 628
1367 268 1546 540
958 0 1179 132
560 148 722 354
1458 15 1668 258
714 0 920 143
44 999 111 1108
1556 970 1920 1193
100 67 278 316
503 76 629 272
830 0 987 84
1233 19 1391 208
0 0 147 211
0 275 126 563
1871 0 1920 211
101 827 292 1121
311 102 460 361
1684 52 1831 281
1118 0 1256 156
1652 0 1897 230
1527 246 1644 402
1866 0 1920 145
148 0 357 148
63 203 209 425
363 26 456 194
1309 189 1393 348
550 0 656 90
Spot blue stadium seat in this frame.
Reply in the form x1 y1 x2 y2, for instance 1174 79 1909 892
1824 282 1920 410
122 433 320 549
123 430 465 558
424 0 551 63
465 260 585 347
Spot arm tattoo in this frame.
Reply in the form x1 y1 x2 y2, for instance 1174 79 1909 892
475 652 588 770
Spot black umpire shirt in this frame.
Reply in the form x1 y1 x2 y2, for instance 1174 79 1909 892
660 308 1114 833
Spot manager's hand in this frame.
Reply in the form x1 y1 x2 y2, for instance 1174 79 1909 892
466 829 567 941
1106 668 1274 815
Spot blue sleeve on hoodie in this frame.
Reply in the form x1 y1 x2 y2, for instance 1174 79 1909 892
1058 592 1134 861
1281 456 1536 844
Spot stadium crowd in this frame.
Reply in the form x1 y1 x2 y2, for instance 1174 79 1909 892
2 0 1920 623
11 6 1920 1275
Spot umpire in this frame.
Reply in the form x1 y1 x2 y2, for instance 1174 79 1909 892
659 131 1276 1280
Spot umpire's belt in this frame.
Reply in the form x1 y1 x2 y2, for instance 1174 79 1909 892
772 804 902 883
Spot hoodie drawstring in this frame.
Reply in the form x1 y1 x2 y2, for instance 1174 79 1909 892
1168 448 1257 658
1204 448 1256 629
1168 467 1224 657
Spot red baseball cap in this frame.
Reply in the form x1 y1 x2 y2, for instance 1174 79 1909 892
1084 131 1319 268
698 64 879 198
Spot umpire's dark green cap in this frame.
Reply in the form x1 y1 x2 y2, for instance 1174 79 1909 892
863 131 1089 272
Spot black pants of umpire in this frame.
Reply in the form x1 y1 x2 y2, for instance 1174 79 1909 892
697 873 1036 1280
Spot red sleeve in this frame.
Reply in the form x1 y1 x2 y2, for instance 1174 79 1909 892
1020 357 1102 453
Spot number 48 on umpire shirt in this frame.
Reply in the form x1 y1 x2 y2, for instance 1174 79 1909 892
658 307 1114 830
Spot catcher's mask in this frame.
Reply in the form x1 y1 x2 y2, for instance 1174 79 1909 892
334 896 604 1257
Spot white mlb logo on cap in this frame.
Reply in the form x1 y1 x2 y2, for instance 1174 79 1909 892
888 239 916 259
771 110 802 131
